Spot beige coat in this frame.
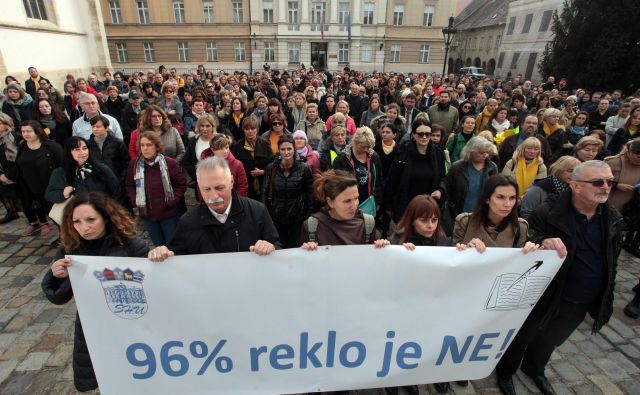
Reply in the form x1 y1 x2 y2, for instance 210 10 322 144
453 212 528 248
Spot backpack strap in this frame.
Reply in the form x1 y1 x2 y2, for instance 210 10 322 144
307 216 319 243
363 214 376 243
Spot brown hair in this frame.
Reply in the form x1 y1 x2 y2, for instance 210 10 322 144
242 115 258 130
396 195 445 245
60 192 136 252
313 170 357 206
141 105 171 132
138 130 164 153
210 134 231 151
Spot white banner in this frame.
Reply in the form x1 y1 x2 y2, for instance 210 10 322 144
68 246 563 395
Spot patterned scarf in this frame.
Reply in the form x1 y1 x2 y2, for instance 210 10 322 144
134 154 174 215
0 131 18 162
75 163 93 180
550 175 569 195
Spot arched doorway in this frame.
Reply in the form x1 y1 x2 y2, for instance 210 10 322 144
474 57 481 67
481 61 487 70
487 59 496 75
465 58 472 67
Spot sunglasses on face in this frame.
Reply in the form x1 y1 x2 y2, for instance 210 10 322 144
414 132 432 138
272 122 283 126
462 105 471 109
576 179 617 188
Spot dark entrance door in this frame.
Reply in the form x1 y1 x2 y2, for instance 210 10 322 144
311 43 327 70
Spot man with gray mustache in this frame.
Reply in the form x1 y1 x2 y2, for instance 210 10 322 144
148 157 280 261
496 160 624 395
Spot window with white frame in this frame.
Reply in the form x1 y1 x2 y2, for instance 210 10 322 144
423 5 434 27
203 1 214 23
235 42 246 61
23 0 48 20
288 1 299 29
263 0 274 23
338 43 349 63
361 43 373 62
178 41 189 62
419 44 430 63
288 43 300 63
363 3 374 25
108 0 122 24
116 43 128 62
206 42 218 61
338 2 350 26
143 42 155 62
136 0 149 24
264 42 275 62
390 44 401 62
393 4 404 26
232 1 243 23
173 1 185 23
311 2 326 31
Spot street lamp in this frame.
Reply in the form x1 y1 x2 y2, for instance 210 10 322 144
441 16 457 77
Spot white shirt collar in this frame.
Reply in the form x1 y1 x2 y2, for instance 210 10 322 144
208 200 232 224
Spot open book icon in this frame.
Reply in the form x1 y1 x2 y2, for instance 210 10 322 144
485 263 550 310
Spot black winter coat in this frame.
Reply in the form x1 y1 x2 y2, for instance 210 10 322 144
121 102 149 140
9 139 63 195
383 141 446 222
41 236 148 392
441 159 498 218
45 162 122 204
104 96 126 123
231 138 274 200
169 193 282 254
332 147 383 206
527 190 624 332
87 133 129 181
262 158 314 224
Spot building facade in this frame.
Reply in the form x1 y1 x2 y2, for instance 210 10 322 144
99 0 457 74
0 0 111 88
450 0 509 76
493 0 562 82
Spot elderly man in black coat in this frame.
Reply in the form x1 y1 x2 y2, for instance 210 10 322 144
148 157 281 261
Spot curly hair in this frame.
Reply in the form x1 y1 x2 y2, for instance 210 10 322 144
141 104 171 132
59 192 136 252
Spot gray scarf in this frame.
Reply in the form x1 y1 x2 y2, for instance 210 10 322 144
40 116 57 133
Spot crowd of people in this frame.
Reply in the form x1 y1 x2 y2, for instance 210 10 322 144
1 64 640 395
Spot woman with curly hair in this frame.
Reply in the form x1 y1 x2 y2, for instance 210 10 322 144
41 192 148 392
140 105 185 162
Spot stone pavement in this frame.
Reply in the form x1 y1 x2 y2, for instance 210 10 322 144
1 209 640 394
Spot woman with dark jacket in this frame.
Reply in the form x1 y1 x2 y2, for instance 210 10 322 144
103 85 126 121
41 192 148 392
32 98 72 147
608 108 640 156
441 137 499 234
319 94 337 122
221 97 247 142
87 116 129 185
5 121 63 236
126 131 186 246
181 114 218 182
333 127 383 216
384 119 446 223
0 114 22 224
232 117 274 201
262 134 314 248
45 136 122 207
2 83 34 126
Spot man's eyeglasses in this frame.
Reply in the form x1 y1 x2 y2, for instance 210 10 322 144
575 179 617 188
414 132 432 138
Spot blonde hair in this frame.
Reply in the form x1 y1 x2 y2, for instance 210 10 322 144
352 127 375 148
513 136 543 164
575 136 604 152
549 155 581 178
332 112 346 125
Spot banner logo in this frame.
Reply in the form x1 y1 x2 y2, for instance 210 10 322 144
94 268 147 319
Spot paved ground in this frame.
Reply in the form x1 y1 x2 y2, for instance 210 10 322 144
0 206 639 394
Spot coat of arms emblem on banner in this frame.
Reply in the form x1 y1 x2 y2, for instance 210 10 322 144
94 268 147 319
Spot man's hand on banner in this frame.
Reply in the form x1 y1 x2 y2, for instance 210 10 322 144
540 238 567 258
249 240 275 256
148 246 175 262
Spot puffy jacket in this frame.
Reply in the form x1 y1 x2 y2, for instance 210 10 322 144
262 158 314 224
45 162 122 204
169 193 282 254
125 156 187 221
87 133 129 181
41 236 148 392
527 190 624 332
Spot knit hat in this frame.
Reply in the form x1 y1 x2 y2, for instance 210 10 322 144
292 130 308 143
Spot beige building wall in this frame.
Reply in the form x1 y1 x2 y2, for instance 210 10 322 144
100 0 251 73
0 0 111 90
451 24 504 75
